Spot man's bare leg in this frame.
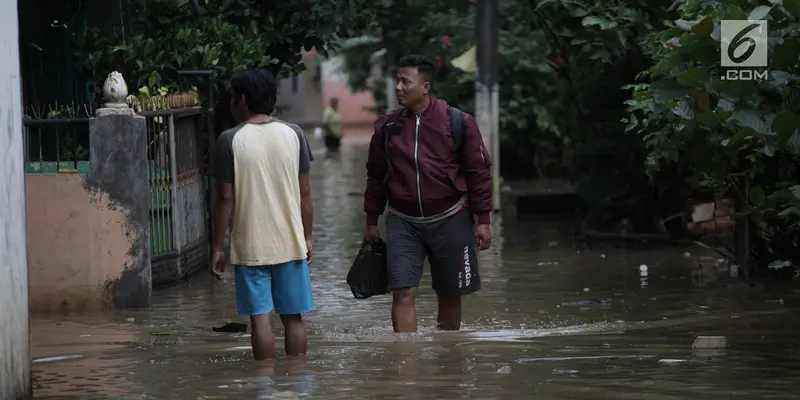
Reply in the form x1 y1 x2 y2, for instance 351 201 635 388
280 313 308 356
436 293 462 330
250 313 276 360
392 287 418 332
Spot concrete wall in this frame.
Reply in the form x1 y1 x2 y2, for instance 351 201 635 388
27 175 138 312
275 49 382 134
26 112 151 314
275 49 324 128
323 80 377 127
0 0 31 397
321 54 378 137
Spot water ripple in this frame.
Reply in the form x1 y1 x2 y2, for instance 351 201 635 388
31 142 800 398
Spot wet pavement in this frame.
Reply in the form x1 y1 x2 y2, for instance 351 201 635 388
32 141 800 399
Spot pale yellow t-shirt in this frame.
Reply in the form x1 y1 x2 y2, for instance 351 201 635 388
211 121 313 266
322 106 343 137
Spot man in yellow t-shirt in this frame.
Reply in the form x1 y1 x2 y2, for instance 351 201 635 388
210 69 315 360
322 97 343 151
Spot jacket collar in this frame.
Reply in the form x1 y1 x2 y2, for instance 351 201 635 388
402 97 438 118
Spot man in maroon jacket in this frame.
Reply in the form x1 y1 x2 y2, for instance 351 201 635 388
363 55 493 333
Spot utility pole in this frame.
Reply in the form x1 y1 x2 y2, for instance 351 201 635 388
0 0 32 398
476 0 501 211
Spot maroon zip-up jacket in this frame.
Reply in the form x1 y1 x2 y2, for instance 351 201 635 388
364 98 493 226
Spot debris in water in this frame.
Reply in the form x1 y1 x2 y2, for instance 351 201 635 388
639 264 648 273
518 355 656 363
496 365 512 374
126 317 135 322
548 241 559 248
583 287 590 292
552 368 578 374
683 252 691 258
766 299 784 305
536 261 559 266
560 299 611 307
600 254 606 258
33 354 83 363
768 260 794 270
213 322 248 333
658 359 687 364
692 336 727 350
272 391 309 397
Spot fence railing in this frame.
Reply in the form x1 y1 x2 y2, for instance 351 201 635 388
22 106 211 288
23 118 91 174
140 108 209 287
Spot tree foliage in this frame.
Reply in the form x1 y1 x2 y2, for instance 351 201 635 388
624 0 800 266
338 0 671 230
72 0 371 105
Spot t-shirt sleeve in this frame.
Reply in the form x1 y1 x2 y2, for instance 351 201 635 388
297 128 313 174
211 131 235 183
286 123 313 174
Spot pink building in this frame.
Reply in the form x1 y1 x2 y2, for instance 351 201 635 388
275 50 378 140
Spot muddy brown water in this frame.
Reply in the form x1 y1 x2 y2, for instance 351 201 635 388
32 142 800 399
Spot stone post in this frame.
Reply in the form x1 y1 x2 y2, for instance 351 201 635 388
0 0 31 398
476 0 501 212
85 71 152 308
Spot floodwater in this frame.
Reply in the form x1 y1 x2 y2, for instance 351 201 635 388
32 140 800 399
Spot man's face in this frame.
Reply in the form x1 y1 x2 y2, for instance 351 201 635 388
229 90 247 123
330 98 339 111
395 67 429 107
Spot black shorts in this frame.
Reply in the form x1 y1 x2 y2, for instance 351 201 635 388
385 210 481 296
324 134 341 150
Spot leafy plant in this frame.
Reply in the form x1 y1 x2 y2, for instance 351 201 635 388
624 0 800 267
72 0 372 111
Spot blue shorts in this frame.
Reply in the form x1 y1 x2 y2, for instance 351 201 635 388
234 259 314 315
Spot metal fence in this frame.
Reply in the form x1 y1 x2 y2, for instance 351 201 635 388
141 108 210 288
22 104 212 288
23 118 91 174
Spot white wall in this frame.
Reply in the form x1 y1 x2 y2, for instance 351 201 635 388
274 50 323 127
0 0 31 397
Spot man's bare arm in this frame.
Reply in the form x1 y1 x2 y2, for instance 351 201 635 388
212 182 234 251
299 172 313 240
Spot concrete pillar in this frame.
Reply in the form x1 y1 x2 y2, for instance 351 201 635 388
0 0 32 398
86 72 152 308
476 0 501 211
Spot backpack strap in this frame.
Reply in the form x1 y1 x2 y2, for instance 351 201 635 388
382 106 466 179
381 107 406 178
449 107 466 153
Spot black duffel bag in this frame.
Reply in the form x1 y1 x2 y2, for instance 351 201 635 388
346 239 389 299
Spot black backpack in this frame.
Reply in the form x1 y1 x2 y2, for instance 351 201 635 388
381 106 465 178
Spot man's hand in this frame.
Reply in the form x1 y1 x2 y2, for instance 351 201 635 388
364 224 380 241
210 247 226 280
475 224 492 251
306 239 313 264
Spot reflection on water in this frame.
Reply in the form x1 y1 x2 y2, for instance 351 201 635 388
33 142 800 399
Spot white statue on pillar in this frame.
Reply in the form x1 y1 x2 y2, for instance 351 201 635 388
97 71 134 116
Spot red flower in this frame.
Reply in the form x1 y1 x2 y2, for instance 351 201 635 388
436 56 443 68
441 36 451 46
554 55 564 67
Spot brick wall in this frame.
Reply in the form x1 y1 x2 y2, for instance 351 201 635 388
687 196 736 236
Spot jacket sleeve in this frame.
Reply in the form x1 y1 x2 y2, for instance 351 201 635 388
364 115 389 225
460 113 493 224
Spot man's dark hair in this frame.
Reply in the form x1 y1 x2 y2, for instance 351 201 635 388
398 54 436 84
230 68 277 115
